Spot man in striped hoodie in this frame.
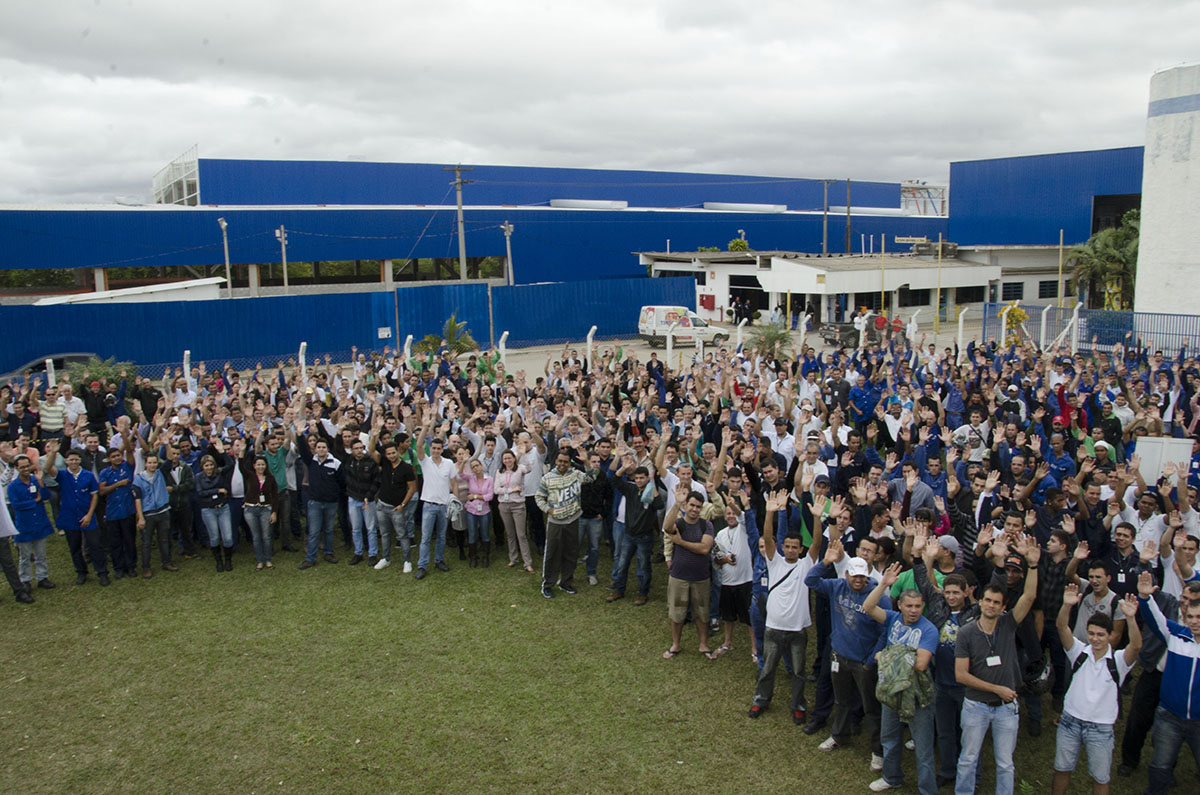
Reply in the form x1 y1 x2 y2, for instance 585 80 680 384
534 451 597 599
1137 570 1200 794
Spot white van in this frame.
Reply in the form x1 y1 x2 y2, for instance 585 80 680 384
638 305 728 348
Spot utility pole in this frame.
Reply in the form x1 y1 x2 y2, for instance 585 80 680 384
444 164 474 280
820 179 834 254
501 220 515 286
217 217 232 298
275 225 290 295
844 179 852 254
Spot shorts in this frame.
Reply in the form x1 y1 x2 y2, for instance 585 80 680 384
666 575 710 624
1053 711 1114 783
719 581 753 625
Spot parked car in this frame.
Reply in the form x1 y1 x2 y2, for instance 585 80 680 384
0 353 98 387
638 305 728 348
817 321 881 349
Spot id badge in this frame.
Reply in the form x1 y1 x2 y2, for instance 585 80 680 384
986 655 1002 667
760 576 768 587
259 494 266 504
830 654 840 673
1117 572 1126 584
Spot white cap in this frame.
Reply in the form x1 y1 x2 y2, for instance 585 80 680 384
845 557 870 577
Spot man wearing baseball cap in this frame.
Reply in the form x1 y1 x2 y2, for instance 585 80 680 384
806 537 890 772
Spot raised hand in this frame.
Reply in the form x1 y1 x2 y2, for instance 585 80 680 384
824 537 844 565
1062 582 1081 607
1073 539 1090 561
882 561 903 587
1137 570 1156 598
1061 514 1075 535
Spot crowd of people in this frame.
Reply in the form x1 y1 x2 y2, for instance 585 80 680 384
3 323 1200 794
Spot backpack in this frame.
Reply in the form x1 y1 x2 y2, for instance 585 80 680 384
1071 652 1120 687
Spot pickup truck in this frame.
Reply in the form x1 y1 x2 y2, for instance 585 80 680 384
816 321 882 349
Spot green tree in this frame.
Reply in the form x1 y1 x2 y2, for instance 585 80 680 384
1069 209 1138 310
413 313 479 357
728 238 750 252
748 323 792 360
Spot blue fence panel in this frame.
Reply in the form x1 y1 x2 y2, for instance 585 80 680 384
982 302 1200 357
394 283 491 348
494 276 696 347
0 292 396 376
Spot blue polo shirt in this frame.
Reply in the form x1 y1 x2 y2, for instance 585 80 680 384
57 468 99 531
7 477 54 543
99 462 135 520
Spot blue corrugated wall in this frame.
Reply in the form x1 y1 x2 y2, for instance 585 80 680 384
494 276 696 347
0 292 395 373
0 206 947 284
197 159 902 210
948 147 1143 246
0 277 697 373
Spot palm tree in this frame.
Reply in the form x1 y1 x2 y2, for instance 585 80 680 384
414 313 478 356
1069 210 1138 310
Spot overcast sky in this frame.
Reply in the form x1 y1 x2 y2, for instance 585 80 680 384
0 0 1195 204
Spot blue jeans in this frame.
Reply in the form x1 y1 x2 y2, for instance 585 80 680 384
609 520 626 582
956 698 1019 795
347 499 378 557
465 511 491 543
935 684 969 781
578 516 602 577
201 506 234 548
243 505 273 564
882 701 937 793
1054 711 1114 784
376 499 416 562
418 502 448 569
305 500 338 562
613 531 652 596
1147 706 1200 794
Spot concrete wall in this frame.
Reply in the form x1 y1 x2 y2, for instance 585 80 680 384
1136 64 1200 314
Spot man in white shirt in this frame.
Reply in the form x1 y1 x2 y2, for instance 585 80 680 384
763 418 796 472
713 499 756 659
413 414 459 580
1052 584 1141 794
748 490 820 724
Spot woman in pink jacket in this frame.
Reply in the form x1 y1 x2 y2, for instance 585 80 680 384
462 458 494 568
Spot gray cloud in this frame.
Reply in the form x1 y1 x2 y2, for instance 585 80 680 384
0 0 1195 204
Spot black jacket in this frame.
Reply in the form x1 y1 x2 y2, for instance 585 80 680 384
344 454 381 502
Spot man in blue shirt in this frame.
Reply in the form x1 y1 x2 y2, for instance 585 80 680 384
44 444 109 586
863 561 939 794
98 442 137 579
806 538 890 770
7 455 56 591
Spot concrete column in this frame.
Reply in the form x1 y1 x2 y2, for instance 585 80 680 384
92 268 108 292
248 263 261 297
381 259 394 290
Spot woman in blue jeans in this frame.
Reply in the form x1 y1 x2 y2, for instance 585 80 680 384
462 459 494 567
195 445 235 573
241 455 279 570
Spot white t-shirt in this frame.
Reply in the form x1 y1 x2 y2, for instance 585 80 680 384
419 456 458 505
662 472 707 513
764 554 814 632
715 519 753 586
1161 552 1200 598
1062 638 1133 725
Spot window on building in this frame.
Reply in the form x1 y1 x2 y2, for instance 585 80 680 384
1038 280 1059 299
1001 282 1024 301
956 285 985 304
1064 280 1076 297
898 287 931 307
855 292 885 312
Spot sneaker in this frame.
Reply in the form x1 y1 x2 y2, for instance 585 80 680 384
374 558 391 570
559 584 578 595
402 561 413 573
435 561 450 572
298 560 317 570
541 587 555 599
871 753 884 772
349 554 363 566
588 575 598 586
817 737 839 752
748 704 765 719
869 777 899 792
414 568 427 580
367 556 378 567
37 578 56 589
15 590 34 604
792 708 806 726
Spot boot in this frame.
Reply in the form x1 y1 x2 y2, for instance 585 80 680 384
212 546 224 573
223 546 234 572
456 530 467 560
482 541 491 568
469 542 479 568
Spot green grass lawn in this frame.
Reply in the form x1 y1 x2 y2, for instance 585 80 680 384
0 535 1189 794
